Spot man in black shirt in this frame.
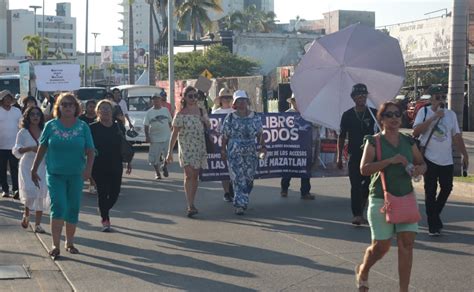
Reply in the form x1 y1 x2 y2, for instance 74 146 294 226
337 83 377 226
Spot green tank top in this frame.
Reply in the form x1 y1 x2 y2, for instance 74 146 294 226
364 134 415 199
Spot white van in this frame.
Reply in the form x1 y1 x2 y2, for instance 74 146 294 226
112 85 162 143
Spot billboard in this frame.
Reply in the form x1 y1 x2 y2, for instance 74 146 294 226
385 17 452 65
101 45 148 65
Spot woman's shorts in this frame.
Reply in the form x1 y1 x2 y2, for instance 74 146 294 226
368 197 418 240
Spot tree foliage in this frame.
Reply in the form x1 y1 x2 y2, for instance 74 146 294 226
176 0 223 44
156 45 259 79
222 4 276 33
23 35 49 59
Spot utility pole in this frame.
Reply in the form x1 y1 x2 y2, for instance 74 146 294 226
41 0 45 59
168 0 174 111
448 0 468 175
29 5 41 35
148 0 155 86
83 0 89 86
92 32 100 86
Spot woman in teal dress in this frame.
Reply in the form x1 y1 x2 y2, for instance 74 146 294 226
355 101 426 292
31 93 95 259
166 86 210 217
221 90 266 215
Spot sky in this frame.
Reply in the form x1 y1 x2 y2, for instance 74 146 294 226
9 0 453 52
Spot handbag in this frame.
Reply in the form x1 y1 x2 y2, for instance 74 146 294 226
116 123 134 163
375 135 421 224
199 108 214 153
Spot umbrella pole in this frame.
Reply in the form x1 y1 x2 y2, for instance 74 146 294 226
367 107 381 132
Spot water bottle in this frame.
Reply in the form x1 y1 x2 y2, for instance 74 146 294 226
406 163 422 182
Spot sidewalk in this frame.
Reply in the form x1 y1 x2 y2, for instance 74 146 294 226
0 199 71 291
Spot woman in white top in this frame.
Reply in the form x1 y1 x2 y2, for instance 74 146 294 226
12 106 49 233
212 88 235 202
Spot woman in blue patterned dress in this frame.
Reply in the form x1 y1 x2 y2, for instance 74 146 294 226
221 90 266 215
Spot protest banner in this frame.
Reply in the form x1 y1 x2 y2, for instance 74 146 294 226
200 112 314 181
34 64 80 91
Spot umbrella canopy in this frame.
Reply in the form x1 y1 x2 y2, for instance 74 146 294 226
290 24 405 130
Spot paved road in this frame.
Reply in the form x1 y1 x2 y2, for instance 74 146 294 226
1 147 472 291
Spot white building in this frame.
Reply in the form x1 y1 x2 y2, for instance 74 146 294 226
119 0 274 46
0 0 9 57
3 2 76 58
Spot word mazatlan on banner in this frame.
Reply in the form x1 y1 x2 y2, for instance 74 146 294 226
201 112 315 181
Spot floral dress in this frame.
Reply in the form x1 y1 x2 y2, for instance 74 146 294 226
172 114 208 169
222 112 263 208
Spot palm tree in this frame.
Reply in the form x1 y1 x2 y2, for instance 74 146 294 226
222 4 276 33
128 0 135 84
23 35 49 59
176 0 222 51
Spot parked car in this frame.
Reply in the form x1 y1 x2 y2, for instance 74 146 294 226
111 85 162 143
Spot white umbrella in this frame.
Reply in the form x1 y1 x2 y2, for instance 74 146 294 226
290 24 405 130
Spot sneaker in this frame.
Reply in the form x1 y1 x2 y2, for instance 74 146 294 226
428 231 441 237
101 220 111 232
162 165 169 177
34 224 46 234
223 193 232 202
155 173 162 180
280 190 288 197
1 191 9 198
300 193 315 200
89 186 97 195
12 191 19 200
235 207 245 215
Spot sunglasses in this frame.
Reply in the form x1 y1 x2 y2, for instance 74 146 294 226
186 93 199 99
382 111 402 118
29 112 42 117
61 102 75 108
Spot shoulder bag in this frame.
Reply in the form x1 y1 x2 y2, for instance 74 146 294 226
375 135 421 224
199 108 214 153
116 123 134 163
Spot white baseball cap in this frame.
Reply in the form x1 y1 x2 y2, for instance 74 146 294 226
233 90 249 104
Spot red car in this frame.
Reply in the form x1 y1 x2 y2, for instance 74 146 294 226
406 94 431 128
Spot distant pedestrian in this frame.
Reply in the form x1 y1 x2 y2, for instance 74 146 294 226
20 96 38 113
144 93 172 180
79 99 97 124
0 90 22 199
221 90 266 215
13 93 22 110
356 101 425 292
90 100 132 232
412 85 468 236
31 93 95 259
280 95 316 200
337 83 377 226
79 99 98 194
166 86 209 217
106 91 126 133
159 89 173 116
112 88 134 130
13 106 49 233
212 88 235 202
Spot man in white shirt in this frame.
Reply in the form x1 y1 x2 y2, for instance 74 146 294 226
112 88 134 130
413 85 468 236
0 90 22 199
144 94 172 179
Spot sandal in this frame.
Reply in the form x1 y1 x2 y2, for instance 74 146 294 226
355 264 369 290
65 245 80 254
186 207 198 218
49 247 60 260
21 215 29 229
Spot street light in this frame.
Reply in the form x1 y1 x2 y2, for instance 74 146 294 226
92 32 100 85
29 5 41 35
41 0 45 59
